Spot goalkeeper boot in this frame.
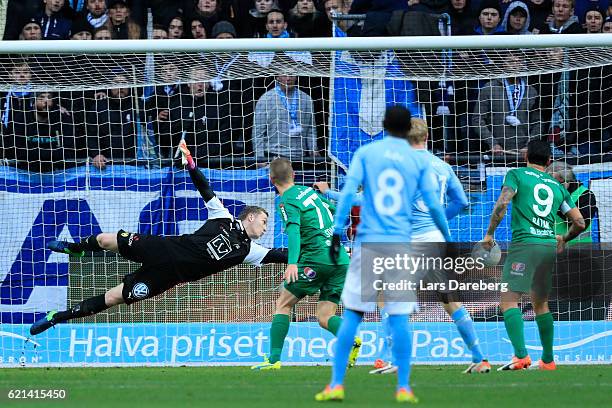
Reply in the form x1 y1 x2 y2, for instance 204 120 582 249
396 388 418 404
347 336 362 368
528 359 557 371
497 355 532 371
463 359 492 374
250 356 281 370
315 385 344 402
30 311 58 335
47 240 85 257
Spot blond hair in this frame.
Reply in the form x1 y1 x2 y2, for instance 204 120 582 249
270 158 294 184
407 118 428 145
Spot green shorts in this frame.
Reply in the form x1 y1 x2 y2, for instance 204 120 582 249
284 263 348 304
502 242 556 296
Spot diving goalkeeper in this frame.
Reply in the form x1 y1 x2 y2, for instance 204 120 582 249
30 141 287 335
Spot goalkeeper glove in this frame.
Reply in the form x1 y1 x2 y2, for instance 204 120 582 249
329 233 342 264
179 140 195 170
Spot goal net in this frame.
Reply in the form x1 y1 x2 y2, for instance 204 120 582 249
1 35 611 366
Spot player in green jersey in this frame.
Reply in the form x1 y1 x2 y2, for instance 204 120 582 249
482 140 585 371
251 158 361 370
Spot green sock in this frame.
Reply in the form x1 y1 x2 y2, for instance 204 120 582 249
503 308 528 358
326 315 343 336
536 312 554 363
269 314 290 364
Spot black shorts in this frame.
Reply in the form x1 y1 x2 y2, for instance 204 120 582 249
116 230 184 304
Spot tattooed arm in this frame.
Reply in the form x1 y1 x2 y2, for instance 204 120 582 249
483 186 517 244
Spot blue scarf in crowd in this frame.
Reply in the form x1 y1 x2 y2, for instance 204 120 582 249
2 87 32 127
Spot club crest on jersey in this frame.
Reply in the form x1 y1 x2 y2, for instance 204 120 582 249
304 267 317 280
132 282 149 299
511 262 525 275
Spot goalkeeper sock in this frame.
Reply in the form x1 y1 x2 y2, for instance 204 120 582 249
269 314 290 364
331 309 362 388
503 308 528 359
389 314 412 391
451 306 484 363
69 235 103 253
326 315 342 336
535 312 555 363
54 294 109 322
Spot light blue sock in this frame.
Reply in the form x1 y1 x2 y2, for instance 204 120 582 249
388 314 412 391
380 307 394 363
331 309 363 388
451 306 484 363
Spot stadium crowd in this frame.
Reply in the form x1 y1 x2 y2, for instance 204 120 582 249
0 0 611 172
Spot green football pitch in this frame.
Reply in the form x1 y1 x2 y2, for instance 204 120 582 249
1 365 611 407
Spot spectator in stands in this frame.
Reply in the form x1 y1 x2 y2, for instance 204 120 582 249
266 9 292 37
86 70 141 169
208 23 253 156
527 0 552 33
253 75 318 161
574 59 612 156
35 0 72 40
9 92 82 173
574 0 608 25
604 16 612 33
189 16 207 38
474 0 504 34
19 18 43 40
584 5 605 32
472 51 543 155
180 67 243 164
212 20 237 38
540 0 583 33
70 18 94 40
288 0 329 37
190 0 226 34
243 0 278 37
324 0 348 22
82 0 109 29
145 60 183 159
152 24 169 39
501 1 533 34
448 0 476 36
3 0 42 40
108 0 142 39
167 16 185 38
1 60 35 161
93 26 113 40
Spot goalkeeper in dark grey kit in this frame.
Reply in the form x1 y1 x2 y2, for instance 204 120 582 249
30 141 287 335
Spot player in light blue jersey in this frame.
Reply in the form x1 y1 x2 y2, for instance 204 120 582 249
385 119 490 374
315 119 490 375
315 106 451 403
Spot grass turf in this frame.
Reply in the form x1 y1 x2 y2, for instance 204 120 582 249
1 365 611 407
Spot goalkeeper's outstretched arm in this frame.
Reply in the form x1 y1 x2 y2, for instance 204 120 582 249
180 140 216 202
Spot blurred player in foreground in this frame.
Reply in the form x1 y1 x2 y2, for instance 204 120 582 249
31 141 287 335
315 106 451 403
251 158 361 370
482 140 585 371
